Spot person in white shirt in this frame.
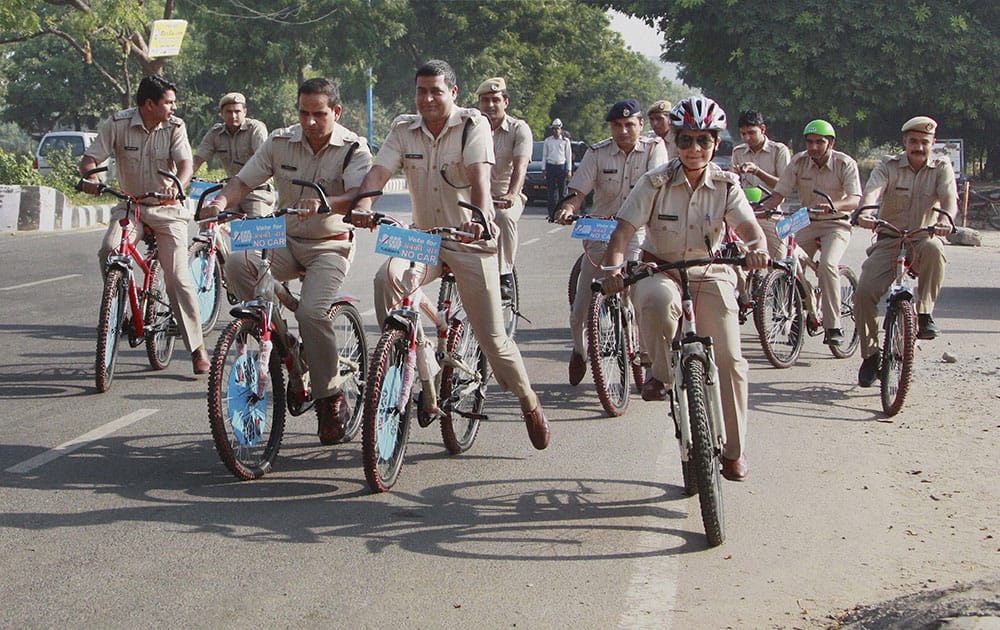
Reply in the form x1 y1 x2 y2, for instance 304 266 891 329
542 118 572 220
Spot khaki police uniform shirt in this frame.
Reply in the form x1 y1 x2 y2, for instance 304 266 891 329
85 108 192 210
489 114 533 198
618 159 754 281
863 153 957 232
569 135 667 215
236 122 371 238
731 137 791 189
195 118 269 179
774 150 862 220
375 107 496 246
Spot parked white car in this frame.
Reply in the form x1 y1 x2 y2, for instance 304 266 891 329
34 131 111 178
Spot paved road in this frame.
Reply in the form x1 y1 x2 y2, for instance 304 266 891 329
2 194 997 627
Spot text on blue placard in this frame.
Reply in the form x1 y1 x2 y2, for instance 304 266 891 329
375 224 441 265
231 216 287 251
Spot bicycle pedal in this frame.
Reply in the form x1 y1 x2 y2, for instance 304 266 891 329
513 309 532 325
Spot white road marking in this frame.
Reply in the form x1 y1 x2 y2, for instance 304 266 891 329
0 274 82 292
5 408 159 474
617 442 681 629
547 227 562 234
522 238 540 246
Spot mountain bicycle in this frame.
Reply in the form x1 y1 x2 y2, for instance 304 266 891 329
189 179 227 335
350 201 493 492
206 183 370 480
78 166 185 393
957 178 1000 230
754 190 859 368
594 254 751 547
850 205 955 417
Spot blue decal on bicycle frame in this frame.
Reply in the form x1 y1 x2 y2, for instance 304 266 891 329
227 351 267 446
776 207 811 239
571 217 617 242
231 216 286 251
375 223 441 265
376 363 404 454
189 180 220 203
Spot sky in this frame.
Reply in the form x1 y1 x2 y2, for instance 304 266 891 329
607 10 680 83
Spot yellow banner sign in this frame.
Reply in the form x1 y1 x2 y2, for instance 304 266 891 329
148 19 188 58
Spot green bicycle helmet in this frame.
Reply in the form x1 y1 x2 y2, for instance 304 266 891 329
803 119 836 138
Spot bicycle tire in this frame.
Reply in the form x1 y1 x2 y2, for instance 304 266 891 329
830 266 860 359
144 259 177 370
439 319 487 454
587 292 630 417
988 201 1000 230
436 271 460 316
754 268 804 369
626 299 644 390
684 358 726 547
95 269 128 393
880 299 917 417
327 302 368 442
362 328 412 492
207 317 287 480
567 253 584 306
501 266 520 339
188 240 224 335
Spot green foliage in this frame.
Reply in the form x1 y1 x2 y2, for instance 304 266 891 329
0 146 43 186
0 122 33 155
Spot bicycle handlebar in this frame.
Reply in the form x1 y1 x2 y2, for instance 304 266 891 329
591 256 748 294
848 204 956 235
76 166 186 203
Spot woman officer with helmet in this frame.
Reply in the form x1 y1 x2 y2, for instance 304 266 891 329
599 96 770 482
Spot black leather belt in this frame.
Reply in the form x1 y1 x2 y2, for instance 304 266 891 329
254 183 273 192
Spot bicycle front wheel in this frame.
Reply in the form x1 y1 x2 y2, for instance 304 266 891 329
439 319 488 454
328 302 368 442
189 240 224 335
567 253 584 306
684 358 725 547
830 266 860 359
587 292 630 417
207 318 287 480
362 329 412 492
754 268 804 369
880 299 917 417
95 268 128 393
144 260 177 370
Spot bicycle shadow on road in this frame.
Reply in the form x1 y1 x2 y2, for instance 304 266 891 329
749 378 883 422
1 429 715 558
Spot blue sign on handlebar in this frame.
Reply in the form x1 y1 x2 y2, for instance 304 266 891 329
231 216 286 251
188 180 219 203
375 223 441 265
571 217 617 242
776 207 811 239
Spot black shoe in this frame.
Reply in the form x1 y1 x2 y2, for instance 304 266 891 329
858 354 880 387
500 274 514 302
917 314 939 340
823 328 844 346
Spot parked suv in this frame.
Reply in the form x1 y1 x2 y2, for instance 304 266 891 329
524 140 590 206
34 131 109 178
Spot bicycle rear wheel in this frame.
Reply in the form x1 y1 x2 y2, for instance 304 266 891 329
188 240 224 335
754 268 804 368
328 302 368 442
501 266 520 339
144 260 177 370
587 292 630 417
987 201 1000 230
684 358 725 547
567 253 584 306
440 319 487 454
830 266 860 358
95 268 128 393
362 329 412 492
207 318 287 480
880 299 917 417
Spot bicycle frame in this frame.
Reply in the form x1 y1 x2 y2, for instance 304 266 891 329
107 212 157 341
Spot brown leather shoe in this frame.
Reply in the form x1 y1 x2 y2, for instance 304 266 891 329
641 376 667 401
523 404 550 450
568 352 587 386
192 348 210 375
316 393 349 445
721 454 748 482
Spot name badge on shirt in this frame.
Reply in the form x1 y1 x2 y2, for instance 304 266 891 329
657 214 679 221
602 169 618 174
404 153 424 159
894 186 910 191
124 146 139 151
280 164 298 172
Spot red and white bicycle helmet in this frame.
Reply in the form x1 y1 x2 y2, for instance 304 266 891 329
669 96 728 131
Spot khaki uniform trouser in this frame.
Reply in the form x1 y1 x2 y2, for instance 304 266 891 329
855 235 946 359
99 204 204 354
795 220 852 329
213 188 275 262
633 272 748 460
736 218 786 304
225 236 354 400
570 237 643 356
496 195 525 276
374 247 534 400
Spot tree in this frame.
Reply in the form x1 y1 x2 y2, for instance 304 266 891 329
609 0 1000 176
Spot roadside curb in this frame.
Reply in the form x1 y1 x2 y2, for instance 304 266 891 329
4 177 407 234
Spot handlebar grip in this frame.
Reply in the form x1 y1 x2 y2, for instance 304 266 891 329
458 200 493 240
291 179 330 213
156 169 186 202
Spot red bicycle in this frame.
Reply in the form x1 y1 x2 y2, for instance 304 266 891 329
78 166 185 393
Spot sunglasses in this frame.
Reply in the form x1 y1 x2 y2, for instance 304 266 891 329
676 133 715 150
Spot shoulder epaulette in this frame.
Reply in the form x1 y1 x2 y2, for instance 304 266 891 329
391 114 420 128
712 168 741 186
209 122 225 133
168 114 185 127
112 108 135 121
270 126 296 140
647 158 681 188
593 138 614 150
